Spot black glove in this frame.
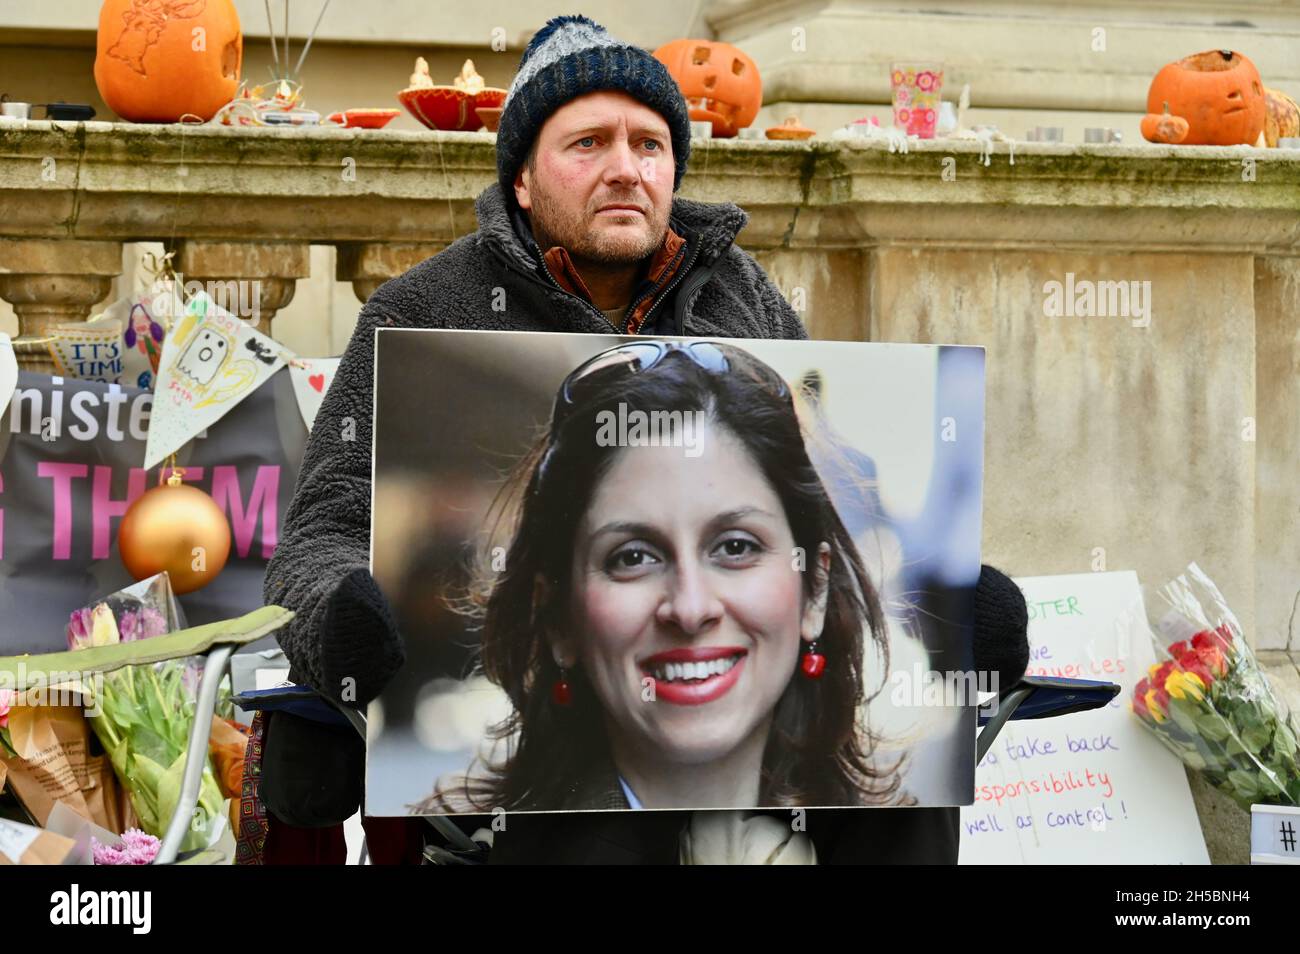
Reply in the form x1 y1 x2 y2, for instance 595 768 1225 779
318 567 407 709
972 564 1030 693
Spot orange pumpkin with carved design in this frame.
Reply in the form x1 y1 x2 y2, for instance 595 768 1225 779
94 0 243 123
1145 50 1265 146
653 39 762 138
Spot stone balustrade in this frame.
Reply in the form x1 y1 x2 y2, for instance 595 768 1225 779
1 118 1299 861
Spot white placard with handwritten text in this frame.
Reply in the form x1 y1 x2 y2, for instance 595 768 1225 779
959 571 1209 864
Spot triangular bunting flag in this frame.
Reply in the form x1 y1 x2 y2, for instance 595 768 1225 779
288 357 341 431
144 292 290 469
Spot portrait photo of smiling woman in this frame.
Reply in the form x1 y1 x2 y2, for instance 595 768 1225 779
365 329 985 815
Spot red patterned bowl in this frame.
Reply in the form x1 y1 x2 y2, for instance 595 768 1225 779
398 86 507 131
327 108 401 129
473 87 507 113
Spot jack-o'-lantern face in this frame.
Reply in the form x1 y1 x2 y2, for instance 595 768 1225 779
1145 49 1266 146
653 39 762 138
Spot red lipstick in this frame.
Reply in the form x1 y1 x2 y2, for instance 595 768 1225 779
639 647 747 706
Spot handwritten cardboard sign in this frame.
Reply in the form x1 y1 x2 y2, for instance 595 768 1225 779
959 570 1209 864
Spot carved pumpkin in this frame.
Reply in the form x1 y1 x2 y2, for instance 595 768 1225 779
94 0 243 123
653 39 761 138
765 116 814 140
1145 50 1265 146
1140 102 1190 144
1263 87 1300 147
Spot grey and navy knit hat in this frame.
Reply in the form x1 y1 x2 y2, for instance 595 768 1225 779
496 15 692 200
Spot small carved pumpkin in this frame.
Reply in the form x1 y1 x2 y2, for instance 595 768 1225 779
765 116 814 140
94 0 243 123
1145 50 1265 146
653 38 761 138
1140 101 1190 144
1263 87 1300 147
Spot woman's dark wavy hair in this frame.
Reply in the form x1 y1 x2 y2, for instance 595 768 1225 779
428 343 905 812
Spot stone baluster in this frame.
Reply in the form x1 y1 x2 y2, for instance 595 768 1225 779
0 239 123 373
336 242 445 303
171 241 311 339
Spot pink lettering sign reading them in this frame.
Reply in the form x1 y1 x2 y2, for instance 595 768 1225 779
16 462 281 561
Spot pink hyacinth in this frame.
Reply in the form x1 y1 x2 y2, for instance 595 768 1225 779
92 828 161 865
119 607 168 643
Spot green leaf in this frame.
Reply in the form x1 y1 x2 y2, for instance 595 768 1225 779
1167 698 1200 735
1274 721 1298 758
1227 769 1258 800
156 751 186 841
1181 748 1209 770
1194 711 1232 743
1242 722 1272 754
105 692 146 731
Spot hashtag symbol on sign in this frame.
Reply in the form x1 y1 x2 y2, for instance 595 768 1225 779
1281 821 1297 852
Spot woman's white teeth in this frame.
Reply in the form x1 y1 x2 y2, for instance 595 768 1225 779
653 657 738 682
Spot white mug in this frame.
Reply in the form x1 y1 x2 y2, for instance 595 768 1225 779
0 101 31 120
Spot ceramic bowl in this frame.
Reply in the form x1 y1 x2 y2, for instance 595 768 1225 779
327 108 401 129
399 86 507 132
475 106 503 132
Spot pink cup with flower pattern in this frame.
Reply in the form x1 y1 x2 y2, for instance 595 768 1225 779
890 62 944 138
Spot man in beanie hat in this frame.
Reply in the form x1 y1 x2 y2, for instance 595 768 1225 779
266 13 802 753
262 15 992 864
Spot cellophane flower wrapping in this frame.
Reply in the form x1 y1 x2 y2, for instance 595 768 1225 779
1133 562 1300 811
67 573 225 852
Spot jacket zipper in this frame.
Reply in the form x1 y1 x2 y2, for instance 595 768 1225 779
622 239 690 330
636 241 703 335
661 252 719 336
532 244 623 334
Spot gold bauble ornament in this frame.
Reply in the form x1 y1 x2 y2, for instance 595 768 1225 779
118 472 232 594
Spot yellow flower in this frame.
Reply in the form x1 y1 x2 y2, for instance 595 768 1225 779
89 603 121 648
1166 670 1205 702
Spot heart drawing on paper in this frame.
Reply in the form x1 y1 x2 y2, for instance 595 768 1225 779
308 373 326 393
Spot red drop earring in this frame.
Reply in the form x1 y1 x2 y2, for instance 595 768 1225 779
552 667 573 706
801 640 826 679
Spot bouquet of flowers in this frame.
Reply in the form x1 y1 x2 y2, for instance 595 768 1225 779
1132 563 1300 810
65 574 225 852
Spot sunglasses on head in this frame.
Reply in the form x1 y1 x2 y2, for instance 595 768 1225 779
549 340 791 431
533 341 793 491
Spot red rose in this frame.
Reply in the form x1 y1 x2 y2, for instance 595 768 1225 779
1214 622 1236 653
1178 657 1213 688
1133 676 1152 715
1196 643 1227 678
1151 687 1171 717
